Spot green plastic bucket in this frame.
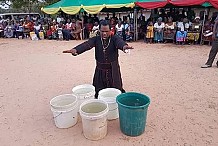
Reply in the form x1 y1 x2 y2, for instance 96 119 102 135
116 92 150 136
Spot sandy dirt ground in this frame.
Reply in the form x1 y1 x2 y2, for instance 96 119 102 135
0 38 218 146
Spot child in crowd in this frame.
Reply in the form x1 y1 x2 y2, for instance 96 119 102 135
146 21 154 43
57 23 63 40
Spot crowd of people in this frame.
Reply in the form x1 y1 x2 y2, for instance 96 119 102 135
138 8 217 45
0 8 217 45
0 13 134 42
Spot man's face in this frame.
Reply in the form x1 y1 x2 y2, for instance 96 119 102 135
100 25 110 39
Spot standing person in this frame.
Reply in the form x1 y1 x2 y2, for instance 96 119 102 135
146 21 154 43
63 20 133 98
201 16 218 68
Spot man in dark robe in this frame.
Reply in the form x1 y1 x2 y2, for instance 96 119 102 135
201 15 218 68
63 20 133 98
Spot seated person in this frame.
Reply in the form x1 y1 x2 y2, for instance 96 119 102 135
33 21 42 40
23 20 34 37
154 17 165 43
4 21 14 38
164 17 176 43
125 27 133 42
50 21 58 39
72 21 82 40
202 20 213 45
176 18 189 45
85 19 93 38
187 16 202 44
16 21 24 39
46 23 57 40
57 23 64 40
115 21 124 39
90 21 99 38
0 22 4 37
41 20 49 39
110 18 116 36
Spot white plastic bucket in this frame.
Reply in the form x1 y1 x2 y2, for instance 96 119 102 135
72 84 95 107
98 88 121 120
79 99 109 140
50 94 78 128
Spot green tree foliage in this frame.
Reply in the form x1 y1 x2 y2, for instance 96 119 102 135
0 0 59 12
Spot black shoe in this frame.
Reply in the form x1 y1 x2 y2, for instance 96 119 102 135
201 64 212 68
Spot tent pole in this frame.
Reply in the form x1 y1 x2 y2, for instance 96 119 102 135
136 9 138 41
200 8 206 45
134 8 137 41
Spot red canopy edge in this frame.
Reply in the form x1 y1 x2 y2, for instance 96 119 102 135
135 0 218 9
210 0 218 9
170 0 207 6
135 1 168 9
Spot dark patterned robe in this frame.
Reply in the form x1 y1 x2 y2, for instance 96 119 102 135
74 35 127 98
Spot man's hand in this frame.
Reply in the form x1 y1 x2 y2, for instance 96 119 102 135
123 45 134 54
63 49 78 56
123 45 134 51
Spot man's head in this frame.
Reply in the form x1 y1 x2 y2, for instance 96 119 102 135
99 20 111 39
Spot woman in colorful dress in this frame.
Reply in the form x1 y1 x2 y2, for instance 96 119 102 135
187 16 202 44
176 18 189 45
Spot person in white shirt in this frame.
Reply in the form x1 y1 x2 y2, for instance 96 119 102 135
57 23 63 40
65 19 72 30
34 21 41 40
56 15 61 24
90 21 99 38
176 18 189 44
115 21 124 39
154 17 165 43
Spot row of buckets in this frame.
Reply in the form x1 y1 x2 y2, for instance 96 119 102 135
50 84 150 140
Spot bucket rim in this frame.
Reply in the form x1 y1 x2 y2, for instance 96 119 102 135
51 102 78 112
98 88 121 95
72 84 95 98
72 84 95 92
50 94 78 109
79 99 109 120
98 88 121 103
116 92 150 109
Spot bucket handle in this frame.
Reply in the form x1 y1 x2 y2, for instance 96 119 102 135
53 112 63 119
